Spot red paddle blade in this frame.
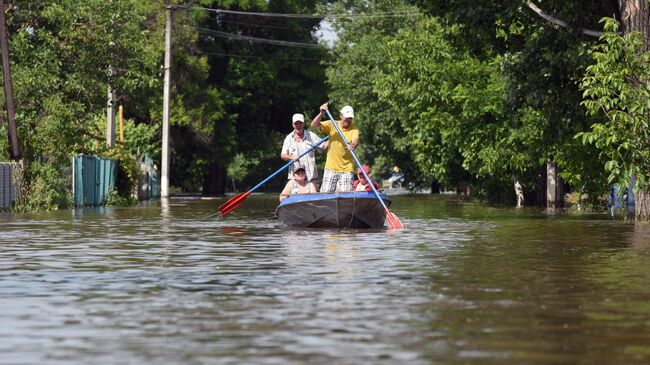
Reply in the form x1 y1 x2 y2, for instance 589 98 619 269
218 192 251 217
385 209 404 229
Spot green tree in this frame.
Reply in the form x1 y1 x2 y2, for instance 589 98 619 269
0 0 331 210
326 3 531 201
579 18 650 221
326 0 623 207
0 0 165 210
325 2 435 189
170 0 329 195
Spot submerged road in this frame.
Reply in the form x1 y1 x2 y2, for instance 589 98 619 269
1 194 649 364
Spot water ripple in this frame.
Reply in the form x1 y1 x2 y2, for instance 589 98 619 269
1 196 649 364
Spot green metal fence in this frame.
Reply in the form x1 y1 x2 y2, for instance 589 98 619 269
73 155 116 207
0 162 22 210
0 163 13 209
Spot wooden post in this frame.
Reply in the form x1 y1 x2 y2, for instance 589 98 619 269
118 104 124 143
0 1 20 161
106 84 116 147
161 5 172 198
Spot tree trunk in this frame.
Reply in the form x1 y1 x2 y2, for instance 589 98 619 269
546 162 564 208
635 188 650 221
202 162 226 196
430 180 441 194
514 179 524 208
456 181 471 196
617 0 650 50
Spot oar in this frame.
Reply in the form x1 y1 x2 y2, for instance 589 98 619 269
324 109 404 229
217 136 330 218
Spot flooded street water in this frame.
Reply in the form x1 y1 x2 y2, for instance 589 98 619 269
1 194 650 364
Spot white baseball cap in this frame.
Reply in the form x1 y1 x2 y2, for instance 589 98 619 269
340 105 354 119
292 113 305 123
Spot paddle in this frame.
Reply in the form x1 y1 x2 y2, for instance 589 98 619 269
323 109 404 229
217 135 329 218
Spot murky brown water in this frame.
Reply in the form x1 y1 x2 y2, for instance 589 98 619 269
1 194 650 364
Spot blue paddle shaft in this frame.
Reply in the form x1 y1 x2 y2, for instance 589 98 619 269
248 136 329 193
323 109 390 211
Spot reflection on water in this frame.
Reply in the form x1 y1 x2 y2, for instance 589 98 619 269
0 194 649 364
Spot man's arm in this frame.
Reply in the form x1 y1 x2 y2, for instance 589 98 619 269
308 131 328 152
279 181 292 201
281 152 298 161
311 102 328 129
347 127 360 150
280 136 298 161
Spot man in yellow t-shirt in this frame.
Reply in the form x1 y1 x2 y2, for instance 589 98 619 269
311 102 360 192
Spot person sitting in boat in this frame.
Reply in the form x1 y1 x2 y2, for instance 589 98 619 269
281 113 327 184
311 102 359 192
279 167 317 201
354 165 380 192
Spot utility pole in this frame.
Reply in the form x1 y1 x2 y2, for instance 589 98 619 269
106 37 116 147
161 4 172 198
0 0 20 161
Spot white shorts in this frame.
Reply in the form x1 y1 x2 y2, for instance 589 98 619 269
320 169 354 193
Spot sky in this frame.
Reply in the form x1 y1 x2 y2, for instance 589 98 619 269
315 19 338 48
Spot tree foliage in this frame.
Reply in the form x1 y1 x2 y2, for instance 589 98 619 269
0 0 329 208
579 18 650 189
326 0 620 204
0 0 164 209
177 0 329 194
1 0 647 215
326 3 542 199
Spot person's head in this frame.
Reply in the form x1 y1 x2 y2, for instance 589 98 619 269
293 167 307 182
339 105 354 128
292 113 305 132
357 165 370 181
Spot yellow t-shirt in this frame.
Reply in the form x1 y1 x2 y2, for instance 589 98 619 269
320 120 360 172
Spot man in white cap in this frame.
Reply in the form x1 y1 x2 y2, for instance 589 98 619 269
311 103 359 192
280 113 327 183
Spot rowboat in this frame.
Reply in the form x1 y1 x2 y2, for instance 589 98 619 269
275 191 391 228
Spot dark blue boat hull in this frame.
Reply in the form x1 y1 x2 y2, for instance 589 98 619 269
275 192 391 228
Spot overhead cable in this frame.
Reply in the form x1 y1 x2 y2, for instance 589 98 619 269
213 19 298 31
204 19 334 31
194 49 331 63
206 18 336 32
177 5 418 19
192 26 323 48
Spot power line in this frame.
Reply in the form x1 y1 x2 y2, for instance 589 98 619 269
213 19 298 31
177 5 419 19
214 18 336 32
191 26 323 49
205 18 336 32
194 49 332 64
201 18 334 32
